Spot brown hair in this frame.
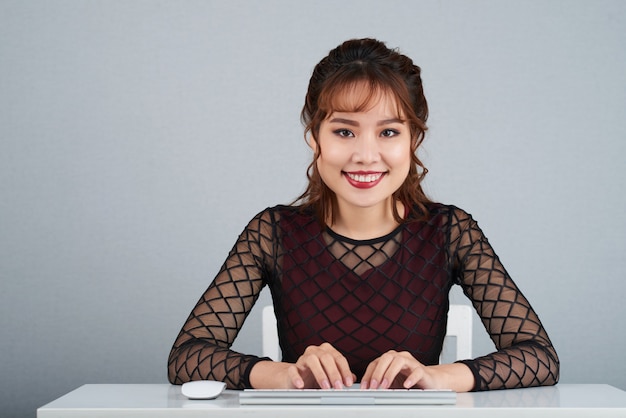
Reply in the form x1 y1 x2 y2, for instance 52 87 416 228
296 38 432 224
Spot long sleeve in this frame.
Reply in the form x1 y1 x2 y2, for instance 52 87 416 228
167 209 274 389
448 207 560 390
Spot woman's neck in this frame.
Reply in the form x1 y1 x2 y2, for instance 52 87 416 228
329 200 404 240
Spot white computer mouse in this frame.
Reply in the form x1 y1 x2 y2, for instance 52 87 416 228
181 380 226 400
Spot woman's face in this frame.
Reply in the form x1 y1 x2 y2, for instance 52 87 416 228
313 89 412 218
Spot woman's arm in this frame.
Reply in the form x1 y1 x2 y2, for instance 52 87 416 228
449 207 560 391
167 210 274 389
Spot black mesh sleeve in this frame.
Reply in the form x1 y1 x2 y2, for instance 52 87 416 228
448 207 560 390
167 209 275 388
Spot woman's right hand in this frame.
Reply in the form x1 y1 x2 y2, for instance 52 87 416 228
288 342 355 389
250 342 355 389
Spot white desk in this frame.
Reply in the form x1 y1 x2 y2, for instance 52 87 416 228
38 384 626 417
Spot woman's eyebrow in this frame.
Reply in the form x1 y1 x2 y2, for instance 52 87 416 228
377 118 404 126
328 117 358 126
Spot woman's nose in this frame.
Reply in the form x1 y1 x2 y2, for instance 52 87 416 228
352 134 380 164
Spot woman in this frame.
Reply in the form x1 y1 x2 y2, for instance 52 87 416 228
167 38 559 392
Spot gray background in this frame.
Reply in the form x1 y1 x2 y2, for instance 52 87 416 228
1 1 625 417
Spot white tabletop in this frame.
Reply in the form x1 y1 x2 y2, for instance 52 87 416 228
38 383 626 418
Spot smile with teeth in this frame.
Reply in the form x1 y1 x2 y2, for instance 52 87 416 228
345 172 384 183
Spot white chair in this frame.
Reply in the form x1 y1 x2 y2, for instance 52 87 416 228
262 304 472 362
443 304 473 361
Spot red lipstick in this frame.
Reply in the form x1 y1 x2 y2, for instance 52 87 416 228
343 171 386 189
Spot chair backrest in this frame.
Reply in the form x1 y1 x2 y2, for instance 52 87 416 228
444 304 473 361
262 304 473 362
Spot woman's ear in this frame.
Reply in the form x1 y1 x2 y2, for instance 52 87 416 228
308 134 319 153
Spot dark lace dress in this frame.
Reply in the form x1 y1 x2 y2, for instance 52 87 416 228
168 203 559 391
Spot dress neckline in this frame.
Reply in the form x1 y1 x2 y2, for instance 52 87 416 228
324 223 404 246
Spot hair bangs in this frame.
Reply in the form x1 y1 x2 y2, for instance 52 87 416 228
318 70 409 119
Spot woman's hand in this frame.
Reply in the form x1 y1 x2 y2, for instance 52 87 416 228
249 342 356 389
288 342 356 389
361 350 431 389
361 350 475 391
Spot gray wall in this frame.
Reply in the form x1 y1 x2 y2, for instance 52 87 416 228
1 1 625 417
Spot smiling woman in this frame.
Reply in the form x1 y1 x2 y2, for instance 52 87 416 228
312 89 413 239
167 38 560 393
299 44 430 227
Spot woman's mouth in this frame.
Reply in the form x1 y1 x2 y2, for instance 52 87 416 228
344 171 386 189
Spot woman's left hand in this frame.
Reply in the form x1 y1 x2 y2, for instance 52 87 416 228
361 350 475 391
361 350 437 389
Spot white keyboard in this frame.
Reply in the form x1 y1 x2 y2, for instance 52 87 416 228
239 388 456 405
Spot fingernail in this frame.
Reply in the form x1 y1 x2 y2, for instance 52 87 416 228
322 379 330 389
381 378 389 389
346 377 353 386
334 380 343 389
360 381 368 389
370 379 378 389
404 379 413 388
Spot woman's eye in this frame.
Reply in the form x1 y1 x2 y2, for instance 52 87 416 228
380 129 399 138
333 129 354 138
